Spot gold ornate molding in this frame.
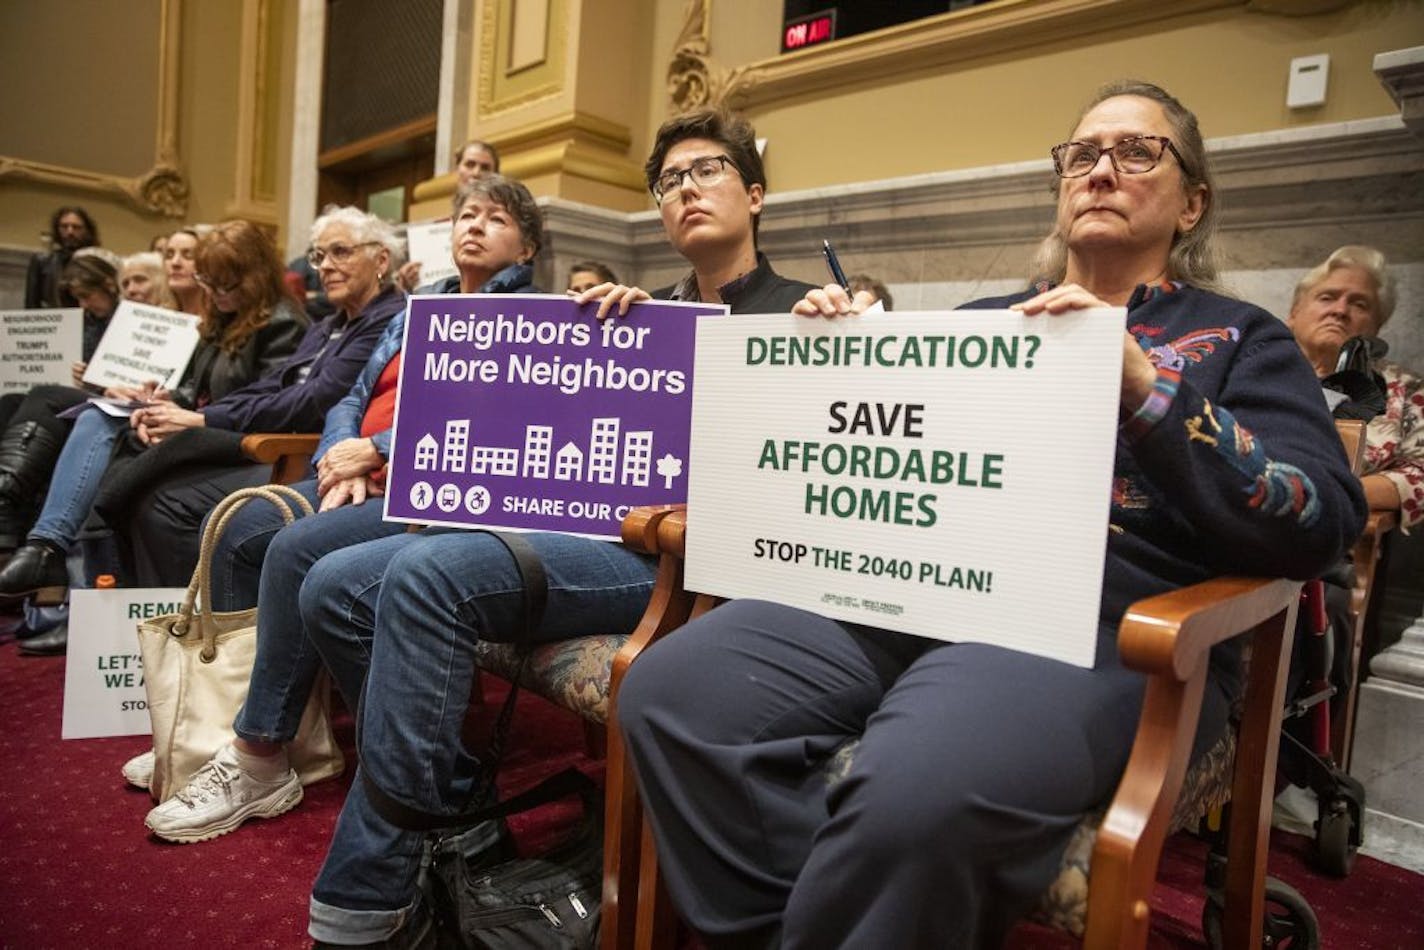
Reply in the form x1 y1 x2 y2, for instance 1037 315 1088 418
477 0 569 118
676 0 1244 113
227 0 279 226
0 0 189 217
666 0 756 114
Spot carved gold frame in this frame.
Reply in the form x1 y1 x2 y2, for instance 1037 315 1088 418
0 0 189 217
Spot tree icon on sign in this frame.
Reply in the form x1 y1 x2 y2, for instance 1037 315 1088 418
656 453 683 489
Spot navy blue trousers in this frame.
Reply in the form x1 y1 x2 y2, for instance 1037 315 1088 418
618 599 1234 948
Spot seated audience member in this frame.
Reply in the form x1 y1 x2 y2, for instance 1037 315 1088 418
1287 245 1422 529
566 259 618 294
24 205 99 308
0 250 120 552
0 233 197 552
0 219 315 606
454 138 500 187
137 176 542 829
617 81 1367 948
118 251 171 308
162 227 208 317
848 272 893 310
577 108 814 316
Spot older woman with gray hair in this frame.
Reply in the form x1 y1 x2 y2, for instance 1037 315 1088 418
1287 245 1422 529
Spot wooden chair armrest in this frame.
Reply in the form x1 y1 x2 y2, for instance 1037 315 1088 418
1117 576 1302 682
239 433 321 464
622 505 687 555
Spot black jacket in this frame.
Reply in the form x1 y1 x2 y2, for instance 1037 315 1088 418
655 252 815 314
173 300 307 409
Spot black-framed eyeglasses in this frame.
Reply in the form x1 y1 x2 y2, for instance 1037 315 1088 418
1050 135 1187 178
194 273 240 295
307 241 380 268
651 155 739 203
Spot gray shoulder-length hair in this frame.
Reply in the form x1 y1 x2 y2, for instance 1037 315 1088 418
1031 80 1221 291
309 205 405 283
1291 245 1397 329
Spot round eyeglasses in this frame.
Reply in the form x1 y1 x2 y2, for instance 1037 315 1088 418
651 155 738 203
307 241 380 268
1050 136 1187 178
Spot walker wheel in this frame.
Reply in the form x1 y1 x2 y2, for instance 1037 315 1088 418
1202 877 1319 949
1313 803 1357 877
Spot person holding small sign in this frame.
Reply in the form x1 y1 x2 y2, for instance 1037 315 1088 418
0 221 309 609
0 250 125 555
616 81 1369 948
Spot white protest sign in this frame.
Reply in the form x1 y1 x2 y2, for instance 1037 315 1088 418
62 587 185 739
685 309 1124 669
406 219 457 287
82 300 200 391
0 308 83 394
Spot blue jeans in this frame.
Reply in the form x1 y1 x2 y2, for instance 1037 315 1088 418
209 478 409 744
29 409 125 547
302 529 657 943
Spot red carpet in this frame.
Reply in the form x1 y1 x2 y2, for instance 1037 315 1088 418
3 640 1421 948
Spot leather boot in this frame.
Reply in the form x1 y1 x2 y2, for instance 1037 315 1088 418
0 421 65 553
0 540 69 605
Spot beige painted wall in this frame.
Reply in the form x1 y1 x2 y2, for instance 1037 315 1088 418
640 1 1423 200
0 0 295 256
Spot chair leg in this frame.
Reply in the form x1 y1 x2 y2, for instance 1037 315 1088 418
1223 608 1296 950
583 720 607 760
635 814 678 950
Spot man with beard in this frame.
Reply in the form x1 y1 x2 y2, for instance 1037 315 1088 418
24 206 100 308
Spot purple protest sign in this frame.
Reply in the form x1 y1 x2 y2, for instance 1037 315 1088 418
385 293 724 538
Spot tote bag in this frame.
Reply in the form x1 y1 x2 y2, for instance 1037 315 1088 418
137 484 345 803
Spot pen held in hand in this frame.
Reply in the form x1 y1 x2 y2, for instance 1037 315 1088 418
822 240 849 290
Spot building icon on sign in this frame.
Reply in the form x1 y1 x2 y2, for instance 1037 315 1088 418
414 434 439 471
554 442 584 481
621 431 652 486
471 445 518 475
443 420 469 473
588 417 619 484
523 425 552 478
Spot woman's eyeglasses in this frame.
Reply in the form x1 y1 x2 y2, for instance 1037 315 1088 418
651 155 739 203
1050 136 1186 178
193 274 240 295
307 241 380 267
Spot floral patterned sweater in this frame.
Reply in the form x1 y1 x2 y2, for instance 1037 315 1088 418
1364 360 1424 531
967 283 1368 641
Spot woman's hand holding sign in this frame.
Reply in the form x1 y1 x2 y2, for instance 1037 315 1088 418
1012 282 1157 414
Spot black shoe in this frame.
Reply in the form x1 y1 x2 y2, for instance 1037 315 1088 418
0 541 69 605
17 623 67 656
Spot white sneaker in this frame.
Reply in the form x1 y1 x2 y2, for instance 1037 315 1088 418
121 749 156 789
145 744 302 844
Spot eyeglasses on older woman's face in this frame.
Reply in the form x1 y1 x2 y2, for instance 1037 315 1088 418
307 241 380 268
1050 136 1186 179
